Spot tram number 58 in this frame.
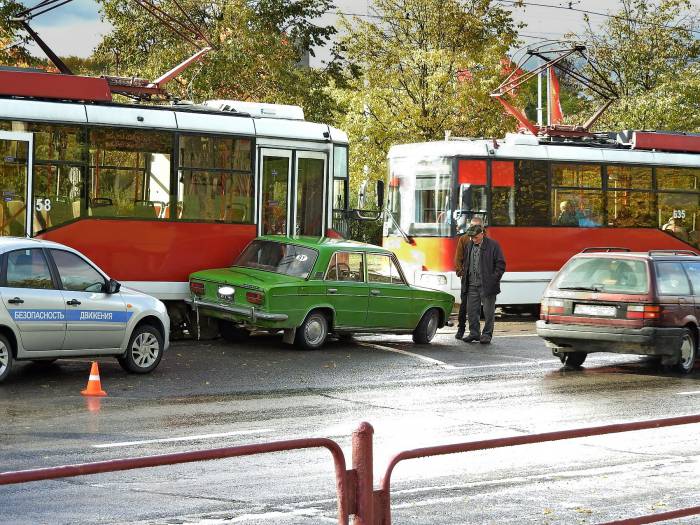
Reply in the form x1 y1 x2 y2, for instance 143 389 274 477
35 198 51 212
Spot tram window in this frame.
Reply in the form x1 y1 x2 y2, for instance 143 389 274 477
333 145 348 179
32 165 85 232
658 192 700 244
333 179 346 210
552 190 604 227
179 170 253 223
552 163 601 188
88 128 172 220
29 123 86 163
179 135 251 171
490 161 515 225
607 190 656 228
657 167 700 191
0 120 10 130
509 160 548 226
607 165 652 190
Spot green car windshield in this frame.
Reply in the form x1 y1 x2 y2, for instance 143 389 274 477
234 240 318 278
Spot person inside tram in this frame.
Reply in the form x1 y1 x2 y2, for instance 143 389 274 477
556 200 578 226
662 216 689 242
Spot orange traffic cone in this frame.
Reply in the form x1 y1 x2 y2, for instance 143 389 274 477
81 361 107 397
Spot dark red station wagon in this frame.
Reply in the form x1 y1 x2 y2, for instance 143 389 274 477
536 248 700 373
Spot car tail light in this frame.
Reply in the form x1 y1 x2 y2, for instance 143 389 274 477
246 291 265 304
190 281 205 296
626 304 661 319
541 298 564 317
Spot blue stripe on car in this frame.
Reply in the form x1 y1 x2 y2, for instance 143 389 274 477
11 310 133 322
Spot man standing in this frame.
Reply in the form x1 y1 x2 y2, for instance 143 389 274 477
454 216 483 339
458 223 506 344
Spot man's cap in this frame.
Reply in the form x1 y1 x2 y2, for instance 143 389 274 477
466 224 484 236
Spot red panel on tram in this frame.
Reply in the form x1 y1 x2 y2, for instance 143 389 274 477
39 220 257 282
492 161 515 187
458 159 486 185
0 70 112 102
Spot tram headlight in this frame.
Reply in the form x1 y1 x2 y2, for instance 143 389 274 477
420 273 448 287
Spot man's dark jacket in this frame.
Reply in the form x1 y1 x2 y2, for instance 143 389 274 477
461 237 506 297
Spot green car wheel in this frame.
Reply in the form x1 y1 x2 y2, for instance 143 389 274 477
413 308 440 344
296 311 329 350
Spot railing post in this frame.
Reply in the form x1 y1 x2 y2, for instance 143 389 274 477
351 422 374 525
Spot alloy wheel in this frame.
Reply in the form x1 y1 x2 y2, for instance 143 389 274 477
131 332 160 368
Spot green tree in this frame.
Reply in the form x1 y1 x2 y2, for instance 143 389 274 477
330 0 519 207
94 0 339 122
579 0 700 131
0 1 34 67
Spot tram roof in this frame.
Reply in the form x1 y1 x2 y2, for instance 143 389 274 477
0 97 348 144
387 133 700 168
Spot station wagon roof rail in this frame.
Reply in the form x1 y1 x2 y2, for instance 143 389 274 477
581 247 632 253
647 250 699 257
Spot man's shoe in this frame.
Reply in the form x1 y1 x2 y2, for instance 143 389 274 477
479 336 491 344
463 335 480 343
455 328 465 339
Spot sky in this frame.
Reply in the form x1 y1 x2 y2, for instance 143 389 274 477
17 0 663 61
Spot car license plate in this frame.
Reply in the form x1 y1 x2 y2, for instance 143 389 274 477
574 304 617 317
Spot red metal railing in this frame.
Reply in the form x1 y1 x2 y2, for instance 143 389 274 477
370 413 700 525
0 437 351 525
2 416 700 524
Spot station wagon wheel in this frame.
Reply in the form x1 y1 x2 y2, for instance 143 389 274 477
413 308 440 344
559 351 587 368
675 328 696 374
296 311 328 350
0 335 13 383
118 324 164 374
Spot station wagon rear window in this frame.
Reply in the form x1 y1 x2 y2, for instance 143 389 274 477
553 257 648 294
235 240 317 278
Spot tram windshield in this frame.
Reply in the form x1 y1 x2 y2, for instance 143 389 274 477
385 156 452 237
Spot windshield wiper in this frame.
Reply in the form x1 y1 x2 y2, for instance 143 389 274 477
558 285 604 291
384 209 414 245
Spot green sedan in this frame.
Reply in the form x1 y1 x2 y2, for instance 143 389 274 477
187 236 454 349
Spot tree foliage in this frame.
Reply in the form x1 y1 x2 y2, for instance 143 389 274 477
0 0 34 67
93 0 339 122
330 0 519 206
579 0 700 131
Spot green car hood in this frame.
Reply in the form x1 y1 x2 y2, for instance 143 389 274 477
190 266 303 288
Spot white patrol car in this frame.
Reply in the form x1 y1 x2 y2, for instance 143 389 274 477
0 237 169 383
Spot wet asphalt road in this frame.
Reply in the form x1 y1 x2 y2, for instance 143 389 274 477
1 314 700 524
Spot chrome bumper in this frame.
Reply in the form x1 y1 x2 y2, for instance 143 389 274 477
185 297 288 322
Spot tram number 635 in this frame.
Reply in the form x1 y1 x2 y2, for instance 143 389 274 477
672 209 686 219
35 198 51 212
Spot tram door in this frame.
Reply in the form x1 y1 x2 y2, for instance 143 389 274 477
259 149 292 236
0 132 33 237
294 152 326 236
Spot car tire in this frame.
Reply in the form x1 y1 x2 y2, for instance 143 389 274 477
218 320 250 343
0 334 13 383
118 324 164 374
559 351 587 368
675 328 696 374
296 311 328 350
413 308 440 344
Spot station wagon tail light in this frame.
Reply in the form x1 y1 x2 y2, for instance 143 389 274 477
541 298 564 316
190 281 205 296
246 291 265 304
626 304 661 319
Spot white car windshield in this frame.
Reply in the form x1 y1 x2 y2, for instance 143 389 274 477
234 240 317 278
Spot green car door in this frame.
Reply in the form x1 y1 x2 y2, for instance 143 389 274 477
365 252 416 329
324 251 369 328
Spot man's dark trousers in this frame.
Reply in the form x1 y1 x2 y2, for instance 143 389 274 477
467 286 497 339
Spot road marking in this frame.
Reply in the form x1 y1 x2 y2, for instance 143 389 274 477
93 429 274 449
676 391 700 396
357 342 455 368
358 342 560 370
